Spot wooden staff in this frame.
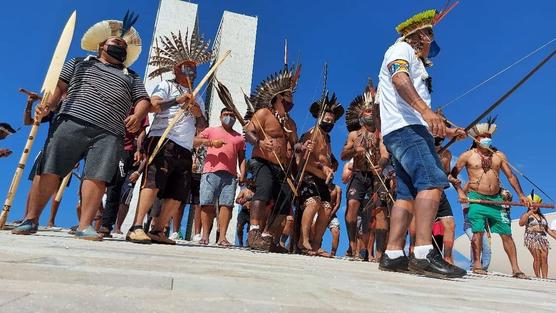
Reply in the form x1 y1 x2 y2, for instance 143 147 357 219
146 50 231 166
19 88 42 99
0 11 76 229
54 172 72 202
465 199 554 209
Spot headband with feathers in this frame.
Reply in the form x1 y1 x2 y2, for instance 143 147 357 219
395 1 459 37
345 80 378 132
469 116 498 138
148 23 212 79
250 65 301 111
81 10 142 67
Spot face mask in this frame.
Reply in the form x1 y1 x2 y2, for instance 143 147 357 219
434 137 444 146
320 121 334 133
479 137 492 148
359 116 374 128
105 44 127 63
222 115 236 127
428 40 440 58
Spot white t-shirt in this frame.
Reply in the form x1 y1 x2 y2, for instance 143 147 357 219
377 41 431 136
149 80 205 150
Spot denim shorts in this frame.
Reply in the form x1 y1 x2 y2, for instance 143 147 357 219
382 125 449 200
41 114 122 183
199 171 238 207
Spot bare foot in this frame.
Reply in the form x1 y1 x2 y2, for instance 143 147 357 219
113 229 123 234
218 239 232 247
199 238 209 245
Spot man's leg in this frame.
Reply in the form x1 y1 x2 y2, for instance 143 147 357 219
471 232 484 270
345 199 361 255
217 205 233 245
200 205 216 244
193 204 202 238
25 174 62 223
500 234 523 274
47 180 62 227
413 188 441 249
114 203 129 233
312 202 331 252
78 179 106 229
133 188 158 226
299 198 320 252
374 207 388 260
330 227 340 257
386 200 414 251
440 217 456 264
172 202 186 234
149 198 181 244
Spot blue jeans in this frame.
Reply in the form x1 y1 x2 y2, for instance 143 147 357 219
465 227 491 270
382 125 449 200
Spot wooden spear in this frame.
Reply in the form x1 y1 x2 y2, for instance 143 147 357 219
0 11 76 229
465 199 554 209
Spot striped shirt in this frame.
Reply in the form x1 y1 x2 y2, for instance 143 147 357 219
58 56 148 137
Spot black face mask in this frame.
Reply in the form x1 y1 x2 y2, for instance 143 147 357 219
320 121 334 133
105 44 127 63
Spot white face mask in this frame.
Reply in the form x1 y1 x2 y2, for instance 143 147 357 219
479 137 492 148
222 115 236 127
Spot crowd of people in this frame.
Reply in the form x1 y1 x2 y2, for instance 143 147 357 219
2 6 554 280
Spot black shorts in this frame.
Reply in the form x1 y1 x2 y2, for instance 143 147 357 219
251 157 292 215
142 136 192 202
436 191 453 218
347 171 376 202
187 173 201 205
299 172 331 205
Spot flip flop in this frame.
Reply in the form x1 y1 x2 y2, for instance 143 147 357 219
218 240 232 247
472 267 488 275
316 249 332 258
512 272 530 280
199 239 209 245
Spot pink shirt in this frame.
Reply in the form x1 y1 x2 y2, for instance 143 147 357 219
199 126 245 176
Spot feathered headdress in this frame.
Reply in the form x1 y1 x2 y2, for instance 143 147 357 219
345 80 378 132
395 1 459 37
242 90 255 122
148 24 212 79
528 189 543 204
310 94 344 122
0 122 16 137
250 65 301 111
81 11 142 67
468 116 497 138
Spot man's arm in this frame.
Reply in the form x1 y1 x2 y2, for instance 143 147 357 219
389 64 445 137
238 149 246 183
332 186 342 216
244 110 272 152
125 98 152 134
498 152 528 204
35 80 67 119
340 132 358 161
378 139 390 169
23 94 40 125
441 150 452 174
341 161 353 184
449 151 470 201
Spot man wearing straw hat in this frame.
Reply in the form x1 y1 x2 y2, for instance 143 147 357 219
126 27 210 245
12 12 151 240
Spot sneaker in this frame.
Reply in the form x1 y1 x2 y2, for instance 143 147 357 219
409 249 467 278
192 233 202 242
251 233 272 251
75 226 103 241
11 220 38 235
379 253 409 272
126 227 151 244
169 232 180 241
98 226 113 238
148 231 176 245
247 229 261 248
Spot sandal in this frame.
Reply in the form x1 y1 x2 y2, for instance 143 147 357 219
199 238 209 245
472 267 488 275
512 272 529 280
218 240 232 247
316 249 332 258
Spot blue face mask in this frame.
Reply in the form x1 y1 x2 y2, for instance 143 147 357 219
479 137 492 148
428 40 440 58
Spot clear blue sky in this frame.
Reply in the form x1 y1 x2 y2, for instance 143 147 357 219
1 0 554 258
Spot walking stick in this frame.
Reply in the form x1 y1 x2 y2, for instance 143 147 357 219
54 172 72 202
0 11 76 229
146 50 231 166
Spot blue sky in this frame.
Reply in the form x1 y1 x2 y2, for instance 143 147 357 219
1 0 554 259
